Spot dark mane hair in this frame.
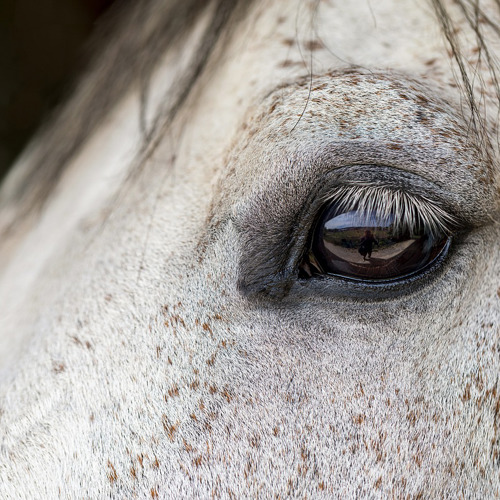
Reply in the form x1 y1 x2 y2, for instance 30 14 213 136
0 0 253 230
430 0 500 150
0 0 498 231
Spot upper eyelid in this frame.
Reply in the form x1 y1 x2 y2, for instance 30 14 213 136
233 70 497 220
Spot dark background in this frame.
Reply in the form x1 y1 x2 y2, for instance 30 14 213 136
0 0 118 183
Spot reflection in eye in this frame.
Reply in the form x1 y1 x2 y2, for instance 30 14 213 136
300 185 454 282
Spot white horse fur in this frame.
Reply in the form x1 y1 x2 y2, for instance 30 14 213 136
1 0 500 497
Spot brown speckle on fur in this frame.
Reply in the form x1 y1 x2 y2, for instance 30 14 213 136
52 362 65 374
304 39 323 51
107 461 118 484
162 416 179 442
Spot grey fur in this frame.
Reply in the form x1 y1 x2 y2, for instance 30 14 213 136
0 1 500 499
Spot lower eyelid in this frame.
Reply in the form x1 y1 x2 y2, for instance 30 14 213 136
293 225 484 304
293 237 454 302
303 237 451 283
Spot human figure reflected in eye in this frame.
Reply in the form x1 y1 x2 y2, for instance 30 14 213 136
358 229 379 261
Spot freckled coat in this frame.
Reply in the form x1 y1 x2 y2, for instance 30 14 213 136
0 0 500 498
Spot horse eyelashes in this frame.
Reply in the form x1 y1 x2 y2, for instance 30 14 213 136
321 185 456 237
300 185 453 282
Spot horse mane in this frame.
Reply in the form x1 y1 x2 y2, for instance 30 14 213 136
430 0 500 158
0 0 253 233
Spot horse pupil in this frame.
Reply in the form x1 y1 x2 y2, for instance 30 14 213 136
308 204 449 281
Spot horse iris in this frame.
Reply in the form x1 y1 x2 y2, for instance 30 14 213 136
306 203 450 281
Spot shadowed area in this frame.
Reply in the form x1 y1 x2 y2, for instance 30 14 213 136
0 0 116 183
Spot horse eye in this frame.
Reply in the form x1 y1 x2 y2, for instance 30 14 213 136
301 202 450 282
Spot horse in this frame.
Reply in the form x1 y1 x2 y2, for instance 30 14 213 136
1 0 500 497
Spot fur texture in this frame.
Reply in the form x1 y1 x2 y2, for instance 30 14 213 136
1 0 500 498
